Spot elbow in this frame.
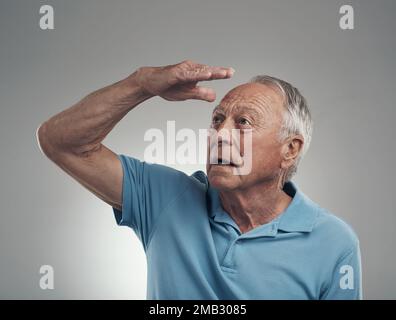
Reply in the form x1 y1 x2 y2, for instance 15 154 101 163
36 121 56 160
36 121 92 161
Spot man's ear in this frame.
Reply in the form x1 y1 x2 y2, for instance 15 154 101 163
280 134 304 169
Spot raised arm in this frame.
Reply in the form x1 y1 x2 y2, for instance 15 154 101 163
36 60 234 210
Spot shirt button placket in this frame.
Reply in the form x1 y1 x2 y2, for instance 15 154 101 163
221 238 240 270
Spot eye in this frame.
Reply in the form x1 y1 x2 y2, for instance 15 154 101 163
212 115 223 125
238 117 251 126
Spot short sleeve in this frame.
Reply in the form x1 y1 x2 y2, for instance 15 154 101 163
320 242 363 300
113 154 189 251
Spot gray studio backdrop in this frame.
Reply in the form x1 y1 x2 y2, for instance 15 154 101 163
0 0 395 299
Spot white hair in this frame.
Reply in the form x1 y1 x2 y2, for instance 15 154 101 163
249 75 313 182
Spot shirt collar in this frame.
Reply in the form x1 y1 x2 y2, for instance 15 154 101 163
277 181 318 233
204 176 318 235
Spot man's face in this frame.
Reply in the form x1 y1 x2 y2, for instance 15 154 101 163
206 82 286 191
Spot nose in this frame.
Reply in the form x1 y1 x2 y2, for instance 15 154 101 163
208 117 244 166
216 118 235 145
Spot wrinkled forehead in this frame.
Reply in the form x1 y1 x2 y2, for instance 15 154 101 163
214 82 285 115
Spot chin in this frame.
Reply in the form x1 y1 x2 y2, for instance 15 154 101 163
207 168 241 191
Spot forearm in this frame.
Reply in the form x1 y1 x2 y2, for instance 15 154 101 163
37 71 153 160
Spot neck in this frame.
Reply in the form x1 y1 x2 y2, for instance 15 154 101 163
219 178 292 234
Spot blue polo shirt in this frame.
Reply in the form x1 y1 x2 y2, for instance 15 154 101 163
113 155 362 300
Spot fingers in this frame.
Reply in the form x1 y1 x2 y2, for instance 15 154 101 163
208 66 235 80
175 60 235 84
187 86 216 102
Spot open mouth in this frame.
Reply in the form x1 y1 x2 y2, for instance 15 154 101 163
215 158 238 167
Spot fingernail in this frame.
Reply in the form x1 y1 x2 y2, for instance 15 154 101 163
228 68 235 76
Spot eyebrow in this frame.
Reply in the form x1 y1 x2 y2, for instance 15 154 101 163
212 104 264 118
212 105 223 114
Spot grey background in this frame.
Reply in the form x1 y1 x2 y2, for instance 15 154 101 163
0 0 395 299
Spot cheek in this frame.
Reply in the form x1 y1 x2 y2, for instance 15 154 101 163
251 141 282 170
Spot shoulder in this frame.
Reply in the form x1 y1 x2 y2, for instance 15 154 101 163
316 207 358 244
118 155 209 196
293 184 359 257
294 186 359 249
310 201 360 258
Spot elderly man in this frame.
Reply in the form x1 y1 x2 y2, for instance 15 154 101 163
37 60 362 299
